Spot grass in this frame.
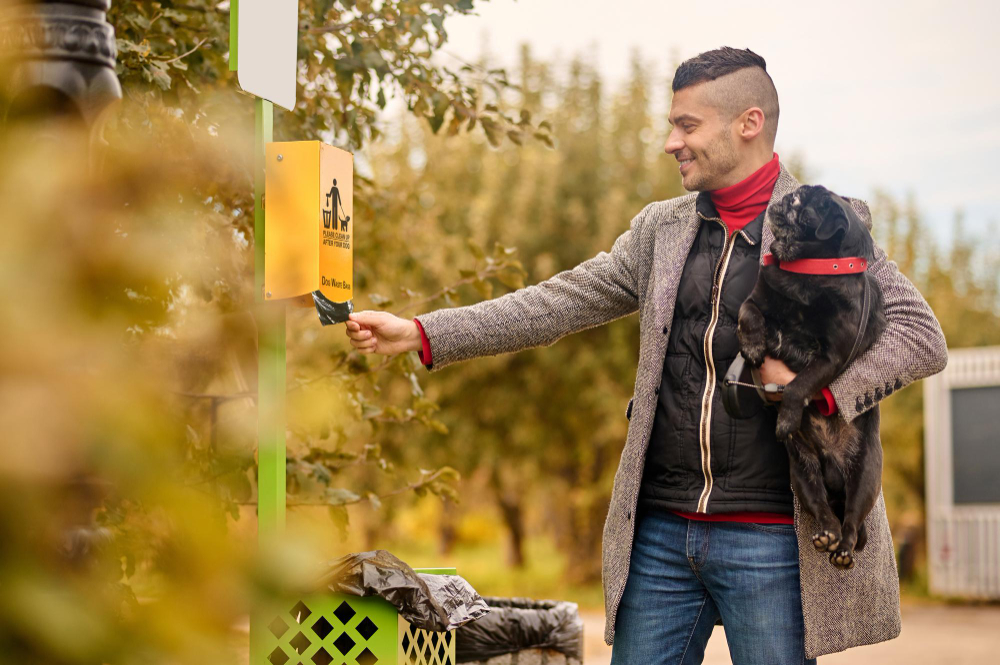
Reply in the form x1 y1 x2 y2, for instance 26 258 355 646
379 536 606 610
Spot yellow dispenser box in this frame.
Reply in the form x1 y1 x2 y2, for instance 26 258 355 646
263 141 353 302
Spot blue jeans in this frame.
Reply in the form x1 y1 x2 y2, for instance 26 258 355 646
610 508 817 665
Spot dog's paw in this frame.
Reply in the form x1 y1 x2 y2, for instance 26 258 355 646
775 407 804 442
812 530 841 552
830 549 855 570
742 341 766 368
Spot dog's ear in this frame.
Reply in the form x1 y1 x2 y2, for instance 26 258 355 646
815 205 850 240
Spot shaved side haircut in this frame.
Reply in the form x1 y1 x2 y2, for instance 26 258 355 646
673 47 780 149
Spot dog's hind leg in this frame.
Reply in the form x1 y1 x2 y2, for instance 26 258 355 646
831 414 883 569
855 522 868 552
786 434 843 553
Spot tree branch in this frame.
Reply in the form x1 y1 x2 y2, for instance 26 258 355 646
158 37 213 64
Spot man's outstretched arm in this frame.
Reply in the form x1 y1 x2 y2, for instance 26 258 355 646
411 201 663 373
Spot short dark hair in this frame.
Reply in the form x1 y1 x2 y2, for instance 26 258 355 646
672 47 779 148
673 47 768 91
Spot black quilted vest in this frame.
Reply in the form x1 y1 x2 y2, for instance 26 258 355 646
637 192 795 515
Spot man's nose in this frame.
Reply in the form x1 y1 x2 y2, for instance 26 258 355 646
664 128 684 156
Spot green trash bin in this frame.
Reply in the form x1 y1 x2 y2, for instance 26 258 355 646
263 567 458 665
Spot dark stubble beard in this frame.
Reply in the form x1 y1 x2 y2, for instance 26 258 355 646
689 127 740 192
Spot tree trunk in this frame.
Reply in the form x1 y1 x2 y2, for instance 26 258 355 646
489 465 526 568
438 499 457 556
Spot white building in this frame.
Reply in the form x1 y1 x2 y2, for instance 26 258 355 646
924 346 1000 599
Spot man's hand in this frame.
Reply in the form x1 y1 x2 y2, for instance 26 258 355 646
758 356 824 402
345 311 422 356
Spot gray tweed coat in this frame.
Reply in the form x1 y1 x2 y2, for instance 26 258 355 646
414 162 948 658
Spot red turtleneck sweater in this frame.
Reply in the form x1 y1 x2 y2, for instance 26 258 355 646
711 151 781 234
413 153 838 525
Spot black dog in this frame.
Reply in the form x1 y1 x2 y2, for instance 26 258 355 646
737 185 887 569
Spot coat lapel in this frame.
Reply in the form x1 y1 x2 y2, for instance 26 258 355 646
651 204 700 343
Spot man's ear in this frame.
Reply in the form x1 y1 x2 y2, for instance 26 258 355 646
815 206 850 240
740 107 766 141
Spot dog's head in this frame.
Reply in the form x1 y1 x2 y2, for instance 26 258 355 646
767 185 872 262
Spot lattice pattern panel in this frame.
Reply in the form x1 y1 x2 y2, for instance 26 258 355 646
264 594 397 665
397 617 455 665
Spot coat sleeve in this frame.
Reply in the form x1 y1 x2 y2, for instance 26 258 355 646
414 318 433 368
826 199 948 423
413 202 660 372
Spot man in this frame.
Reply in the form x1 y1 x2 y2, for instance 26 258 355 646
345 47 948 663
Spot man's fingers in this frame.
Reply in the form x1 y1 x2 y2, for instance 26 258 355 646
346 312 384 353
345 324 372 340
350 338 374 352
349 311 381 327
353 332 375 346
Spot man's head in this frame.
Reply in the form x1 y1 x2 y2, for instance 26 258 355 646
665 47 779 191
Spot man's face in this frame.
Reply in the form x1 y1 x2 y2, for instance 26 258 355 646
664 84 741 192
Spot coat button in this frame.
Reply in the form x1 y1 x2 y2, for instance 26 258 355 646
627 510 632 520
662 325 669 334
654 384 660 395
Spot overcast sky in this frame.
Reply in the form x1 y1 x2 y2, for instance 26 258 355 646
435 0 999 245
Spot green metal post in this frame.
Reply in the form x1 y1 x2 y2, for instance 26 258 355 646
250 96 286 665
232 9 286 663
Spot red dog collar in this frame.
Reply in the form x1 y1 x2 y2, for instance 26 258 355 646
762 253 867 275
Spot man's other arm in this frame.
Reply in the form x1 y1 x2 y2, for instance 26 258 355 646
826 199 948 422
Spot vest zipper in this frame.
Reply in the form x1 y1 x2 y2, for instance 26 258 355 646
609 210 757 642
695 211 740 513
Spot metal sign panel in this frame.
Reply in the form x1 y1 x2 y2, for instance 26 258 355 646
318 143 353 303
263 141 318 300
263 141 353 302
236 0 298 111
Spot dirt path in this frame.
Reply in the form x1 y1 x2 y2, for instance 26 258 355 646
581 603 1000 664
233 602 999 663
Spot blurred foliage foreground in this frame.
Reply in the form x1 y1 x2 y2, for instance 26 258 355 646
0 107 328 662
0 0 544 662
3 1 1000 663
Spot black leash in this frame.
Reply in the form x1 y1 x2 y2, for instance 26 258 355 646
843 274 871 367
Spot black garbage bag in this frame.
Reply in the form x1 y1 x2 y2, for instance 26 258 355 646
455 596 583 662
316 550 490 631
312 290 353 326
